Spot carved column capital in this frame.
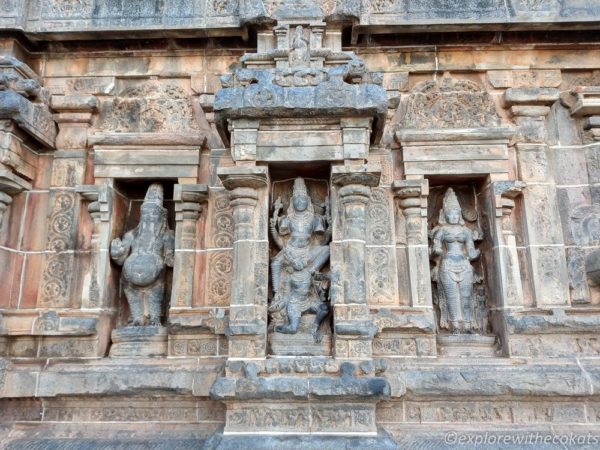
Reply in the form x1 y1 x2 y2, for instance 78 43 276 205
174 184 208 222
561 86 600 141
392 179 429 218
218 166 268 242
504 87 559 143
76 183 112 223
0 168 31 226
51 94 98 150
492 180 526 221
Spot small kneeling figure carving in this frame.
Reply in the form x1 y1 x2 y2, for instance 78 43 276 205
269 177 331 342
430 188 481 335
110 183 175 327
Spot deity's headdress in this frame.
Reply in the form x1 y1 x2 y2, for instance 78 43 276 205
288 177 314 216
141 183 168 232
293 177 308 197
144 183 164 207
439 188 464 225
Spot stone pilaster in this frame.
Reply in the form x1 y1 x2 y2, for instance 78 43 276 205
171 184 208 308
392 179 432 309
76 181 114 309
331 164 380 359
37 95 97 308
217 166 269 359
489 181 527 310
504 88 570 307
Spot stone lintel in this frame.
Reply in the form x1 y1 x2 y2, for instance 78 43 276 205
395 127 514 144
50 94 99 113
88 132 208 147
503 87 560 106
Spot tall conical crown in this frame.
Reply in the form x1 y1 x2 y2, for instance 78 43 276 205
144 183 164 207
293 177 308 196
442 188 461 212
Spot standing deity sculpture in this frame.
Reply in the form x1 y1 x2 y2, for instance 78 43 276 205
289 25 310 68
430 188 482 335
110 183 175 327
269 178 331 342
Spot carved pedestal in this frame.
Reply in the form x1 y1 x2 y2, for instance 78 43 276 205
110 326 168 358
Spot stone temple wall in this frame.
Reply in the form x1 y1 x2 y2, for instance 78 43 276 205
1 1 600 449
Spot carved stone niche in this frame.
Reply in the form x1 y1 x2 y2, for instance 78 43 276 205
268 177 332 356
427 182 499 357
107 180 176 358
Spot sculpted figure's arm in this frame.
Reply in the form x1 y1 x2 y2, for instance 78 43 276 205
465 228 480 260
270 196 285 250
430 228 443 257
110 231 133 266
164 230 175 268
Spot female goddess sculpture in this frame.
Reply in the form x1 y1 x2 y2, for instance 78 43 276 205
269 178 331 341
430 188 481 335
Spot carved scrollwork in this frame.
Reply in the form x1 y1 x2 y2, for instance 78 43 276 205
207 252 233 305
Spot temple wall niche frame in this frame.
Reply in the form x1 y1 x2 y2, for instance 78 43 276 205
74 78 212 358
394 76 519 357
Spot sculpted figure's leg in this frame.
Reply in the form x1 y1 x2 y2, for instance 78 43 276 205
312 302 330 343
459 271 474 333
123 280 144 326
440 271 460 334
275 303 301 334
148 279 166 326
307 246 329 274
271 251 284 293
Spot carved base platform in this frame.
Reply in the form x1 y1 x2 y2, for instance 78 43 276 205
205 427 398 450
109 326 167 357
269 314 332 356
437 334 498 357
